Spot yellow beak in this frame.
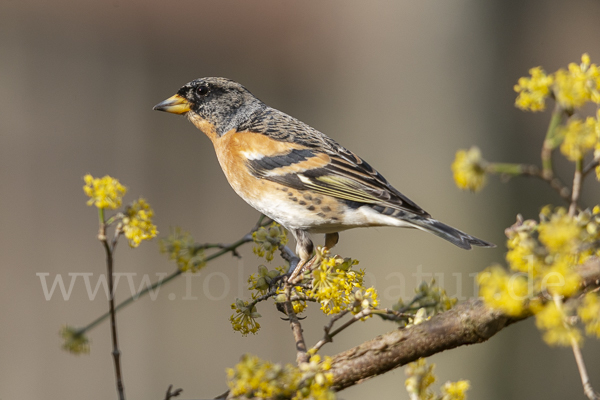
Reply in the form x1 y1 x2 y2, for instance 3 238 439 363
153 94 191 114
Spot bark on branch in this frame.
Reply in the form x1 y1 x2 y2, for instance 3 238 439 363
330 261 600 391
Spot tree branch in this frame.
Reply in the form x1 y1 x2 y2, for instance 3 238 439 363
329 261 600 392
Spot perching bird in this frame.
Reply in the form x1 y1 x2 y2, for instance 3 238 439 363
154 78 494 274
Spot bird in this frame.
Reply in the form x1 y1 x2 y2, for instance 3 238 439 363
154 77 494 277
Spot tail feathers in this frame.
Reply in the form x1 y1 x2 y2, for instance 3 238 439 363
411 218 495 250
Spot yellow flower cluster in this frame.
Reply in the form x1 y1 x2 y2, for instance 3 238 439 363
247 264 282 295
405 358 470 400
514 54 600 111
393 280 458 326
477 265 529 316
348 288 379 318
60 325 90 355
441 380 471 400
230 299 261 336
451 147 487 192
559 114 599 161
227 354 335 400
273 286 309 315
578 292 600 339
514 66 554 111
479 206 600 346
306 248 378 315
159 228 206 272
122 198 158 248
533 301 581 346
83 174 127 210
252 222 288 261
297 354 335 400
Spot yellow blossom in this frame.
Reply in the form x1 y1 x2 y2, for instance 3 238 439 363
441 380 470 400
248 264 281 295
122 198 158 248
534 301 581 346
230 299 261 336
559 117 597 161
514 66 553 111
297 355 336 400
451 147 487 192
538 208 580 252
477 265 528 316
227 354 301 399
542 257 581 298
506 232 543 276
306 249 363 315
405 358 436 400
252 222 288 261
227 354 335 400
349 287 379 317
553 54 600 109
83 174 126 210
60 325 90 355
159 228 205 272
274 287 309 315
578 292 600 338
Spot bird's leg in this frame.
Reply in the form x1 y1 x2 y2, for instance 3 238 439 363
288 230 314 284
324 232 339 252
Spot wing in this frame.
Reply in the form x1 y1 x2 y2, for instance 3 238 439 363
246 144 430 217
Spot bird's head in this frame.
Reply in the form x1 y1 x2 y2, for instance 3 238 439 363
153 77 264 137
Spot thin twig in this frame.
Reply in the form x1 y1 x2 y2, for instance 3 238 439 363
164 385 183 400
77 216 270 337
312 311 350 352
99 217 125 400
571 336 599 400
282 287 309 365
570 158 583 216
583 156 600 178
490 163 571 202
552 295 598 400
541 105 566 179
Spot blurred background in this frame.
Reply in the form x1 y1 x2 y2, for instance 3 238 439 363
1 0 600 399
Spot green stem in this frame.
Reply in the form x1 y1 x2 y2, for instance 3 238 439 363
487 163 527 176
541 107 564 178
98 208 105 226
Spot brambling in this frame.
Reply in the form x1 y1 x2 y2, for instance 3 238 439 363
154 78 494 275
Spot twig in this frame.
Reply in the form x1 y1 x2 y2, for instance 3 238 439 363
313 308 415 352
541 105 566 179
164 385 183 400
312 311 350 352
583 157 600 178
77 216 270 337
570 158 583 216
98 210 125 400
490 163 571 202
283 287 309 365
570 337 599 400
553 295 598 400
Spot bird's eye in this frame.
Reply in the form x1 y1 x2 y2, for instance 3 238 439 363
197 85 209 96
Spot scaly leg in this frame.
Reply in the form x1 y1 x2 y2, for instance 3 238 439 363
288 230 314 284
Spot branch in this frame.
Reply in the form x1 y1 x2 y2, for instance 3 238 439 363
329 261 600 392
76 216 270 338
99 211 126 400
489 163 571 202
570 158 584 216
283 289 309 365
